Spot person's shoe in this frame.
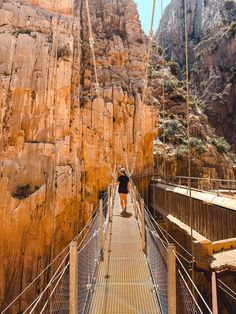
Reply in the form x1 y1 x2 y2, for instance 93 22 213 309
120 210 126 215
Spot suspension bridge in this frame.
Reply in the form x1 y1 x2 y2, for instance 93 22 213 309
1 182 217 314
1 0 236 313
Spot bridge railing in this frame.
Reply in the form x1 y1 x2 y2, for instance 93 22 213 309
132 183 213 314
152 175 236 196
2 192 109 314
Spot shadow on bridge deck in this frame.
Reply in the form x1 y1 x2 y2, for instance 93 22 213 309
87 193 160 314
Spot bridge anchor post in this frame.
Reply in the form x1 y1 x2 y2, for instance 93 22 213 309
99 199 104 261
141 199 146 252
211 272 218 314
134 186 138 219
168 244 176 314
69 241 78 314
108 185 112 222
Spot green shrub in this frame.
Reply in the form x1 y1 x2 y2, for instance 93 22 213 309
226 21 236 37
176 145 188 159
165 120 180 139
163 80 178 92
170 94 186 103
190 137 206 154
211 137 231 153
167 61 180 76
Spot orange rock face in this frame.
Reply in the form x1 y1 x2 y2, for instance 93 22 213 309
0 0 157 310
23 0 74 14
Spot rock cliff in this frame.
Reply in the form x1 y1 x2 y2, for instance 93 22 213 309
0 0 156 310
157 0 236 152
0 0 234 311
149 44 235 179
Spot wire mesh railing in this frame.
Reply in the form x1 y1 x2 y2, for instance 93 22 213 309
132 183 213 314
134 189 168 313
145 217 168 313
176 256 212 314
78 193 109 314
1 191 109 314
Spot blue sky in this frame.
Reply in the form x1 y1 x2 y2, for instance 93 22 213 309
135 0 171 34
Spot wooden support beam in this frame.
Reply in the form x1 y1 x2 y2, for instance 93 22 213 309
99 199 104 261
168 244 176 314
69 241 78 314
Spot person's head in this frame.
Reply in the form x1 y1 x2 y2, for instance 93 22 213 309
120 168 126 176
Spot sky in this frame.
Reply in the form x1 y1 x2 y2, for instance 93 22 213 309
135 0 171 34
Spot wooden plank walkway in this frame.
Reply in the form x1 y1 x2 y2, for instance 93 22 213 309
87 193 160 314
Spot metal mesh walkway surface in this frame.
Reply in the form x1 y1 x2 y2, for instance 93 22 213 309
87 193 161 314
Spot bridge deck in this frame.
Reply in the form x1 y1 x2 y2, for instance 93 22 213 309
87 193 160 314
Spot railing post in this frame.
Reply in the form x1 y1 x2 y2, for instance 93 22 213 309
99 199 104 261
69 242 78 314
108 185 112 222
211 272 218 314
141 199 146 252
168 244 176 314
134 186 138 220
90 203 93 220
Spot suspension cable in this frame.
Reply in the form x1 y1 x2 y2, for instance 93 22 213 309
217 279 236 298
184 0 195 288
85 0 99 93
39 263 69 314
175 252 213 313
160 0 168 220
1 204 100 314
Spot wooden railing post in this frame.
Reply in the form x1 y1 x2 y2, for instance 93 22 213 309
211 272 218 314
90 203 93 220
99 199 104 261
69 241 78 314
168 244 176 314
134 186 138 219
141 198 145 252
108 185 112 222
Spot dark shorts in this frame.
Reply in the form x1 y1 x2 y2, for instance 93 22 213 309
118 189 128 195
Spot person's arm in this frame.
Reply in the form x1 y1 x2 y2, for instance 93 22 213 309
110 178 120 187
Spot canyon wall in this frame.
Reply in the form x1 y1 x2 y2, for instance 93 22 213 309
0 0 157 310
157 0 236 152
149 43 235 179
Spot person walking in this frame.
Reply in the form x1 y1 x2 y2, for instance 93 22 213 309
117 168 130 215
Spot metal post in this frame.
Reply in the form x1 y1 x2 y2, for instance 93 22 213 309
141 198 145 252
211 272 218 314
99 199 104 261
69 242 78 314
108 185 112 222
134 186 138 219
168 244 176 314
